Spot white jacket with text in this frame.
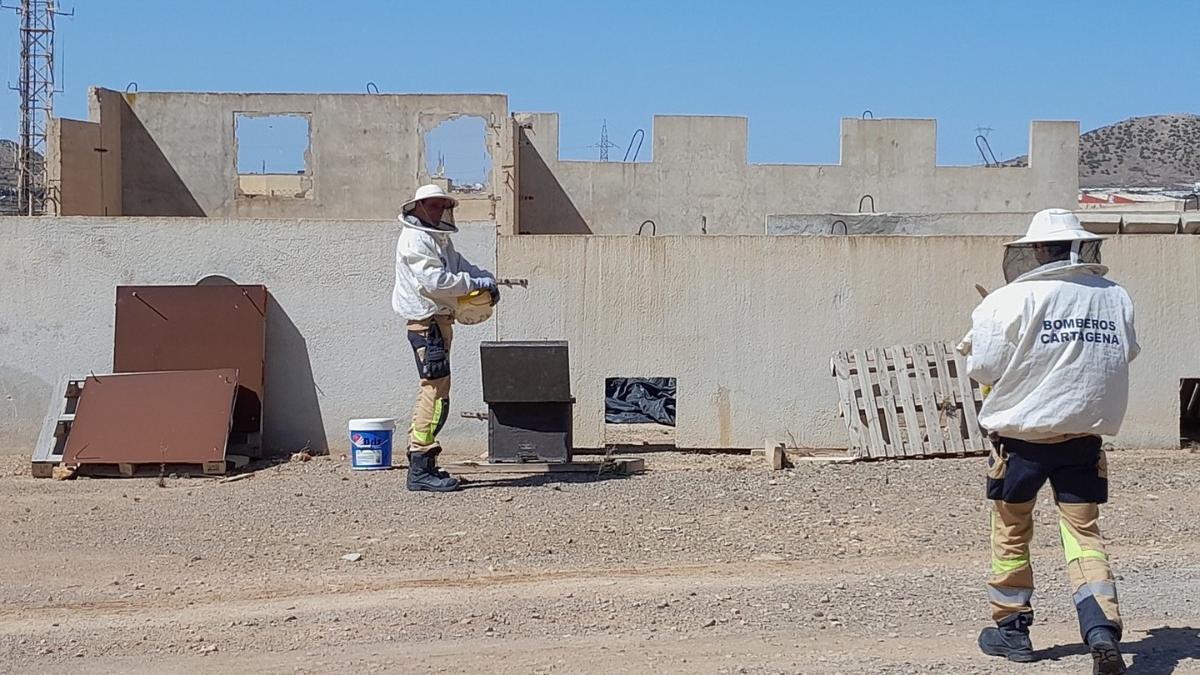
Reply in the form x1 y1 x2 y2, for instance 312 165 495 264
963 262 1139 442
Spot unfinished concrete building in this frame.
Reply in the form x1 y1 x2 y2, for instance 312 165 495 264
3 87 1199 457
47 88 514 223
515 113 1079 235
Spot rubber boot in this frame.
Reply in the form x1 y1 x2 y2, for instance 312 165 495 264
979 613 1035 663
1086 627 1127 675
406 450 461 492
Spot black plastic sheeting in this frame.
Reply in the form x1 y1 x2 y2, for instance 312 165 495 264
605 377 676 426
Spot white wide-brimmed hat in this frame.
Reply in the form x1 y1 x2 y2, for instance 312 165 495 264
401 184 459 214
1005 208 1103 246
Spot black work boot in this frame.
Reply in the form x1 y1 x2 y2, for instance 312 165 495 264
1086 627 1127 675
425 445 467 484
979 613 1035 662
406 450 461 492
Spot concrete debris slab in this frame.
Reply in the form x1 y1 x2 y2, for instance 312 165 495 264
1121 213 1180 234
1183 213 1200 235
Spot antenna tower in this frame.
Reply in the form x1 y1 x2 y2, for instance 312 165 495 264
5 0 73 214
588 119 620 162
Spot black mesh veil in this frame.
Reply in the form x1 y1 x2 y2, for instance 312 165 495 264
1002 240 1102 283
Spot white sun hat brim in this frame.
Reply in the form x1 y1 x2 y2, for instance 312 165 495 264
401 184 459 213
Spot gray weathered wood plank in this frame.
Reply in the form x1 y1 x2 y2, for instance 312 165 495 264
931 343 965 456
831 352 867 456
890 346 925 456
873 347 904 458
853 350 887 457
911 345 946 455
949 346 985 452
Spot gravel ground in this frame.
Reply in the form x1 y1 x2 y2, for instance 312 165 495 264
0 448 1198 674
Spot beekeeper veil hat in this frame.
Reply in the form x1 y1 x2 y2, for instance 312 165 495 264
1002 209 1104 282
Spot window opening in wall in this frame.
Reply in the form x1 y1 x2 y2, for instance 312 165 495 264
235 113 313 199
1182 379 1200 448
423 115 489 195
605 377 677 427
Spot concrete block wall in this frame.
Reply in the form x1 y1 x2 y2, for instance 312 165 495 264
0 217 498 456
45 118 106 216
515 113 1079 235
4 219 1193 456
496 234 1198 450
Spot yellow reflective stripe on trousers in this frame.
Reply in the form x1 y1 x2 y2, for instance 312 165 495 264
412 424 434 445
990 511 1030 575
412 398 445 446
992 555 1029 575
1060 520 1108 563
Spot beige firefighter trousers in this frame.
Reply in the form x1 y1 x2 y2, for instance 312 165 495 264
406 315 454 451
986 436 1121 640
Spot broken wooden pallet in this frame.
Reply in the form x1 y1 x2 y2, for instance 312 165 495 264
830 342 991 459
72 455 251 479
32 375 87 478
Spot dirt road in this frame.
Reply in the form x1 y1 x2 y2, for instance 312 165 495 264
1 450 1197 673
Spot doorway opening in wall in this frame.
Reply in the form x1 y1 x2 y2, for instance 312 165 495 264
423 115 490 195
604 377 677 449
1182 379 1200 449
234 113 314 199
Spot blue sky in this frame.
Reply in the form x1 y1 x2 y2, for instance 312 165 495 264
2 0 1196 166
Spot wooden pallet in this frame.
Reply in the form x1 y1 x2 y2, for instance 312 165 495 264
72 456 250 478
31 376 86 478
830 343 991 459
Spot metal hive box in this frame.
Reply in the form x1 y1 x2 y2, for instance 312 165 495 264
480 341 571 403
480 341 573 463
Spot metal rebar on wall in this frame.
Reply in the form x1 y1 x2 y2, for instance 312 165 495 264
975 134 999 167
623 129 644 162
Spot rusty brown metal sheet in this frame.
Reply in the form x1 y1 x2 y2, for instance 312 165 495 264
113 285 266 436
62 369 238 467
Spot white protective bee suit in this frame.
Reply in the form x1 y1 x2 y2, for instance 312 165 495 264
391 214 492 321
961 211 1139 441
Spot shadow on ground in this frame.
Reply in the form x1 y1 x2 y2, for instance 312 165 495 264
458 471 639 490
1034 626 1200 674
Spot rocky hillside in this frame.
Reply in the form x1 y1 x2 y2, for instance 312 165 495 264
0 141 21 214
1003 114 1200 189
1078 114 1200 188
0 140 19 189
0 140 46 214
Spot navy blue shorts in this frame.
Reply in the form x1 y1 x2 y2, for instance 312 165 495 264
986 436 1108 504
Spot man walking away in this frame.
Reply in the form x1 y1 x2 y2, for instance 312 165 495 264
961 209 1139 674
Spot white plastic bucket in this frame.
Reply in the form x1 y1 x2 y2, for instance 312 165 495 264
348 418 395 470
